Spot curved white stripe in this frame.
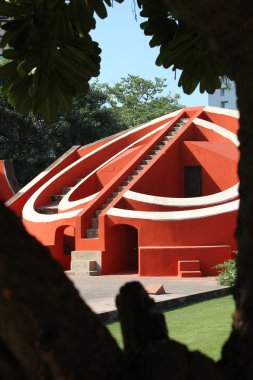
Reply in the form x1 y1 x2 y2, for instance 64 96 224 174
124 184 238 207
22 107 239 223
194 118 239 146
23 203 82 222
58 121 172 211
106 200 239 221
203 106 239 118
23 115 175 222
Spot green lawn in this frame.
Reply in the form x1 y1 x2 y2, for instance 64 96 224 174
107 295 235 361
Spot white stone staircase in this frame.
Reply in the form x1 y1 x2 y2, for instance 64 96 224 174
86 118 189 239
66 250 101 276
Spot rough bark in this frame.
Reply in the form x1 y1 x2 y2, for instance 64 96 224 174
164 1 253 379
0 202 122 380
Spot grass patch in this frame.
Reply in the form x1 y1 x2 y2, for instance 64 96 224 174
107 295 235 361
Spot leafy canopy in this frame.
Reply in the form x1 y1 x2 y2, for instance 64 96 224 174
0 0 229 123
0 82 126 185
99 75 183 127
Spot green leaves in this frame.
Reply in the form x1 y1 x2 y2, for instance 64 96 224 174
0 83 126 186
0 0 116 122
100 75 183 128
139 0 229 94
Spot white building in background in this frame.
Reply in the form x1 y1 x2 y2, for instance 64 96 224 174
208 78 238 110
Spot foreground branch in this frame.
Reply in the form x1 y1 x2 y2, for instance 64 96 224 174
0 203 121 380
116 282 222 380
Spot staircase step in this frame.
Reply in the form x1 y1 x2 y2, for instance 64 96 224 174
164 136 172 141
71 250 101 262
86 228 98 239
92 218 98 228
118 186 124 192
128 175 134 181
66 270 100 277
143 157 152 163
51 194 64 203
160 141 167 145
36 204 58 214
123 181 130 186
71 260 97 272
112 192 119 197
96 209 102 217
63 186 73 194
101 199 113 209
179 271 202 278
132 169 140 175
69 251 101 276
179 118 189 123
178 260 200 271
137 165 145 170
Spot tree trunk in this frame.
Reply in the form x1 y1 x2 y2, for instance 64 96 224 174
165 1 253 378
0 203 122 380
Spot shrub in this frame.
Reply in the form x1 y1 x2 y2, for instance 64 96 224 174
215 252 237 286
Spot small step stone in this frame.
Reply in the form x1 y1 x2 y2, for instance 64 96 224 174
37 204 58 214
63 186 73 194
51 194 64 203
92 218 98 228
180 270 202 278
143 158 152 163
86 229 98 239
180 118 189 123
71 260 97 272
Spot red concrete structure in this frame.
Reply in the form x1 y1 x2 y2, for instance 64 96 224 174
5 106 239 277
0 159 20 201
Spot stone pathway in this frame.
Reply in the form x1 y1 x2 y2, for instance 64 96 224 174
67 274 232 322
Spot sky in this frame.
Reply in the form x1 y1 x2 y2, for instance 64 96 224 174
91 1 208 107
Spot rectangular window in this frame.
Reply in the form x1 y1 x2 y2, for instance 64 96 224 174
221 101 229 108
220 88 225 96
184 166 202 197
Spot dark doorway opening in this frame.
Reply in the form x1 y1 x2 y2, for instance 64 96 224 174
184 166 202 197
106 225 138 274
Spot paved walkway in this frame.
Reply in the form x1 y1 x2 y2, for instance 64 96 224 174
67 274 232 322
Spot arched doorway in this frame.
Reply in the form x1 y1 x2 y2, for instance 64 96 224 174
54 225 75 270
105 225 138 274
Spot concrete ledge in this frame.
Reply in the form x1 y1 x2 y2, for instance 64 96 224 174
98 286 232 324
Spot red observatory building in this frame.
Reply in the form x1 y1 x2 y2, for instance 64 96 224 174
4 106 239 277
